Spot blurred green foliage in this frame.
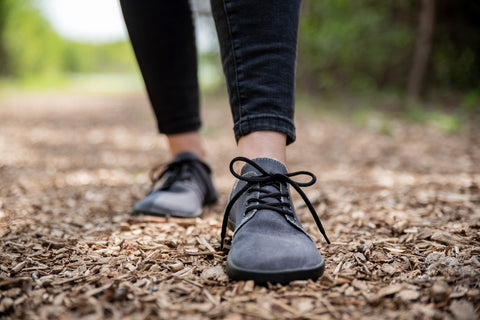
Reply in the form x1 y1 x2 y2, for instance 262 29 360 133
432 1 480 90
63 41 137 74
298 0 480 95
0 0 479 108
0 0 137 85
299 0 414 91
2 0 64 79
406 104 464 133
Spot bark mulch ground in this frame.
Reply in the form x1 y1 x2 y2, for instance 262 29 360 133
0 92 479 319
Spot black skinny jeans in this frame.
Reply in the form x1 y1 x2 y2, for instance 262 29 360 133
120 0 301 144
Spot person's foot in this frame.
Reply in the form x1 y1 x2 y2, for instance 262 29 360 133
221 157 330 284
133 152 218 218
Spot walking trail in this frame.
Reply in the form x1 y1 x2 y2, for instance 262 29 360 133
0 92 479 319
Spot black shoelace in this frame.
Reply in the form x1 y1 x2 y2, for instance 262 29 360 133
221 157 331 249
149 158 209 193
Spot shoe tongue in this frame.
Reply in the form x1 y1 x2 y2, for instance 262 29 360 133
241 157 288 176
240 158 290 206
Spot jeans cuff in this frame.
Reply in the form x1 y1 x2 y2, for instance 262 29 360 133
233 114 296 145
157 119 201 135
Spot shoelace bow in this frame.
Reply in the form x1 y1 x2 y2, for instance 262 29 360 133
149 158 210 193
221 157 331 249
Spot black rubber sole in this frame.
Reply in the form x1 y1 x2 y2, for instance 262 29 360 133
226 257 326 284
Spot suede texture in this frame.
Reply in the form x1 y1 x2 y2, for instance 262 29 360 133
133 152 217 218
227 158 324 273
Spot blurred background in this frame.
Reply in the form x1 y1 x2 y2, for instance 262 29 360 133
0 0 479 129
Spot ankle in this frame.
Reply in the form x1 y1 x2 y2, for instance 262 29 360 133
167 131 206 160
237 131 287 166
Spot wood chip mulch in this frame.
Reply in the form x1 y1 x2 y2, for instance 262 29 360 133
0 93 479 319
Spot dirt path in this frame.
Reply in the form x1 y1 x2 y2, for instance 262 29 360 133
0 92 479 319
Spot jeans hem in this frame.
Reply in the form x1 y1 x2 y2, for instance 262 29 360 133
157 120 201 136
233 115 296 145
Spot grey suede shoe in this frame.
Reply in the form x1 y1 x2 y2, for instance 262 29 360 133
221 157 330 284
133 152 218 218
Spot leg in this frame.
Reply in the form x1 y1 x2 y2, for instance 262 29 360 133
120 1 216 217
237 131 287 166
167 131 206 160
119 0 205 159
211 0 330 283
211 0 299 154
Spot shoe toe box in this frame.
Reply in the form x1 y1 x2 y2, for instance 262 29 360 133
227 211 325 272
133 187 203 218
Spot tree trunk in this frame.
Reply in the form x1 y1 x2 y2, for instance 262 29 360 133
407 0 435 100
